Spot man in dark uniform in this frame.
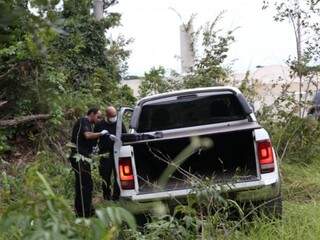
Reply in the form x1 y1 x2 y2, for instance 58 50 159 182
69 107 108 218
95 106 127 200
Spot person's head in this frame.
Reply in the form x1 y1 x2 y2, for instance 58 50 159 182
106 106 117 123
87 107 102 124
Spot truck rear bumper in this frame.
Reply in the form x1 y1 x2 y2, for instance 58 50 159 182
123 173 280 203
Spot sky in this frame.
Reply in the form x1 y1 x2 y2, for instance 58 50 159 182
109 0 297 76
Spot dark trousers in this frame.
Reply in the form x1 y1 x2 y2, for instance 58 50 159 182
99 154 120 200
69 154 94 218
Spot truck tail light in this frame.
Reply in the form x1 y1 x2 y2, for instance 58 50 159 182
257 140 275 173
119 157 135 189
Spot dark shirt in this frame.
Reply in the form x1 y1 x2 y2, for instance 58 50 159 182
71 117 95 156
94 119 127 153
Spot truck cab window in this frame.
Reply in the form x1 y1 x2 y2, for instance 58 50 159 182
137 94 246 132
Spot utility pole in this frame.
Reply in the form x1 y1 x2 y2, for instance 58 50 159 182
290 0 303 117
93 0 104 21
296 0 303 117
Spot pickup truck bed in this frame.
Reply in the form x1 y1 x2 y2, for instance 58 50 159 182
132 128 258 193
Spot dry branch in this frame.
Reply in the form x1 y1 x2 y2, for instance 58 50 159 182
0 63 18 79
0 114 51 127
0 101 8 108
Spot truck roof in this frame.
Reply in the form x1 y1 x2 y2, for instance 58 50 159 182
137 86 241 106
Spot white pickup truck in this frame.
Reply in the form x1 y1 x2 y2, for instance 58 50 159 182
113 87 282 217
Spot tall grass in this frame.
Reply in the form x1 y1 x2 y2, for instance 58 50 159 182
228 161 320 240
229 202 320 240
2 136 320 239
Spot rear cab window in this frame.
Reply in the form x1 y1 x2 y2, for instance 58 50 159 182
137 92 247 133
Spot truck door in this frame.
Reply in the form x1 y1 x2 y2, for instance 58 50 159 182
114 107 139 197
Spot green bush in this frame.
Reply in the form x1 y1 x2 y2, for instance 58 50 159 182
0 151 136 239
259 108 320 164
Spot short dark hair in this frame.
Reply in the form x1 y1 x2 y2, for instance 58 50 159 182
87 107 99 116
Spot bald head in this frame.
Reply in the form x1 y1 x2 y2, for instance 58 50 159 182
106 106 117 123
106 106 117 117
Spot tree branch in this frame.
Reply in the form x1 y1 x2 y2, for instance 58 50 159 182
0 101 8 108
0 63 18 79
103 0 118 10
0 114 51 127
312 0 320 6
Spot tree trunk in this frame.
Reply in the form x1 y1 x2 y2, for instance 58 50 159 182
0 114 51 127
297 7 303 117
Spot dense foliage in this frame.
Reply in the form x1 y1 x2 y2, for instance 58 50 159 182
2 0 320 239
0 2 137 236
0 0 135 162
0 0 135 120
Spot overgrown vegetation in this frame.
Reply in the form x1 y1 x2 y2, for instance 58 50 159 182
0 0 135 120
2 0 320 239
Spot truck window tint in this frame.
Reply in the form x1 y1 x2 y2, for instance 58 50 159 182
137 94 247 132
